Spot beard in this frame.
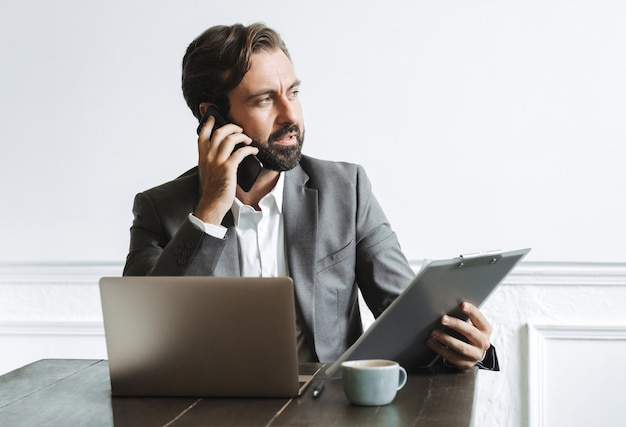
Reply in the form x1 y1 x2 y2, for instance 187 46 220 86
253 124 304 172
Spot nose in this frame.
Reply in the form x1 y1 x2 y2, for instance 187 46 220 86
276 96 300 125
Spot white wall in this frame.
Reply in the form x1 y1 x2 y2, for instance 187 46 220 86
1 0 625 263
1 1 625 426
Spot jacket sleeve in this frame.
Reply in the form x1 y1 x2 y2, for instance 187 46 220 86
353 164 416 316
123 191 230 276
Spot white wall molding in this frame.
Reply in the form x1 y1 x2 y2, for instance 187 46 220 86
503 262 626 287
409 260 626 287
0 320 104 337
527 323 626 427
2 260 624 287
0 262 123 285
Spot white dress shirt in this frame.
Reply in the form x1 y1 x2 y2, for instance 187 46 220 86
231 174 287 277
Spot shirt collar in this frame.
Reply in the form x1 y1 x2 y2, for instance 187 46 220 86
231 172 284 224
269 172 285 214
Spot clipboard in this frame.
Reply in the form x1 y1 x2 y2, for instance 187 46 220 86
327 248 530 375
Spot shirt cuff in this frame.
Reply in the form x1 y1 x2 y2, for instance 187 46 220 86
440 344 500 371
476 344 500 371
188 213 228 239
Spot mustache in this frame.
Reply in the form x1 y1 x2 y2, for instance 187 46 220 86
269 124 301 144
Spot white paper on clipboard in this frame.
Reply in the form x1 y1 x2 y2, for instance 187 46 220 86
327 248 531 375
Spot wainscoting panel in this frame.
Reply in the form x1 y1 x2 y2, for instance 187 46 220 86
0 321 106 375
527 324 626 427
473 262 626 427
0 263 120 374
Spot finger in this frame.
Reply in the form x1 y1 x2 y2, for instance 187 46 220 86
229 144 259 164
427 337 476 371
198 115 216 142
461 302 492 335
431 326 484 358
458 303 492 350
197 115 217 162
208 125 251 162
440 313 490 353
441 314 474 341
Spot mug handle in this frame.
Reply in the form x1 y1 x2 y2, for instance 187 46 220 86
397 366 407 390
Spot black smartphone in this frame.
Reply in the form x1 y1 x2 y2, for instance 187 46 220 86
196 105 263 192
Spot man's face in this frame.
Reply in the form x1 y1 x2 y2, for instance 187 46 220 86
227 49 304 171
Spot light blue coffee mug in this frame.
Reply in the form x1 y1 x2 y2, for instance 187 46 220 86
340 359 407 406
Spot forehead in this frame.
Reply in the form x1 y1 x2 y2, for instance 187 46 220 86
235 49 298 95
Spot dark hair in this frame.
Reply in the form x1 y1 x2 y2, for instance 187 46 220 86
182 23 291 120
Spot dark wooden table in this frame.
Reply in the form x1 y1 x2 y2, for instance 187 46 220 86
0 359 476 426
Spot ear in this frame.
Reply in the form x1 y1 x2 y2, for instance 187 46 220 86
198 102 213 118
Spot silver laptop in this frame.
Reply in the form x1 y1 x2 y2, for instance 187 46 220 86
99 276 318 397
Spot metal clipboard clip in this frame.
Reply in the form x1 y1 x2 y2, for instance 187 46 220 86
457 250 502 268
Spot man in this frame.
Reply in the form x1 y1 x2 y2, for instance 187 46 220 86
124 23 497 370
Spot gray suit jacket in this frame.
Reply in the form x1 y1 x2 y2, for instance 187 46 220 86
124 155 415 362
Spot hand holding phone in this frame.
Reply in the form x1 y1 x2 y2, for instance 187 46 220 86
197 105 263 192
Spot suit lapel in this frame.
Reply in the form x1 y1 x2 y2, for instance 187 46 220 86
283 165 318 332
